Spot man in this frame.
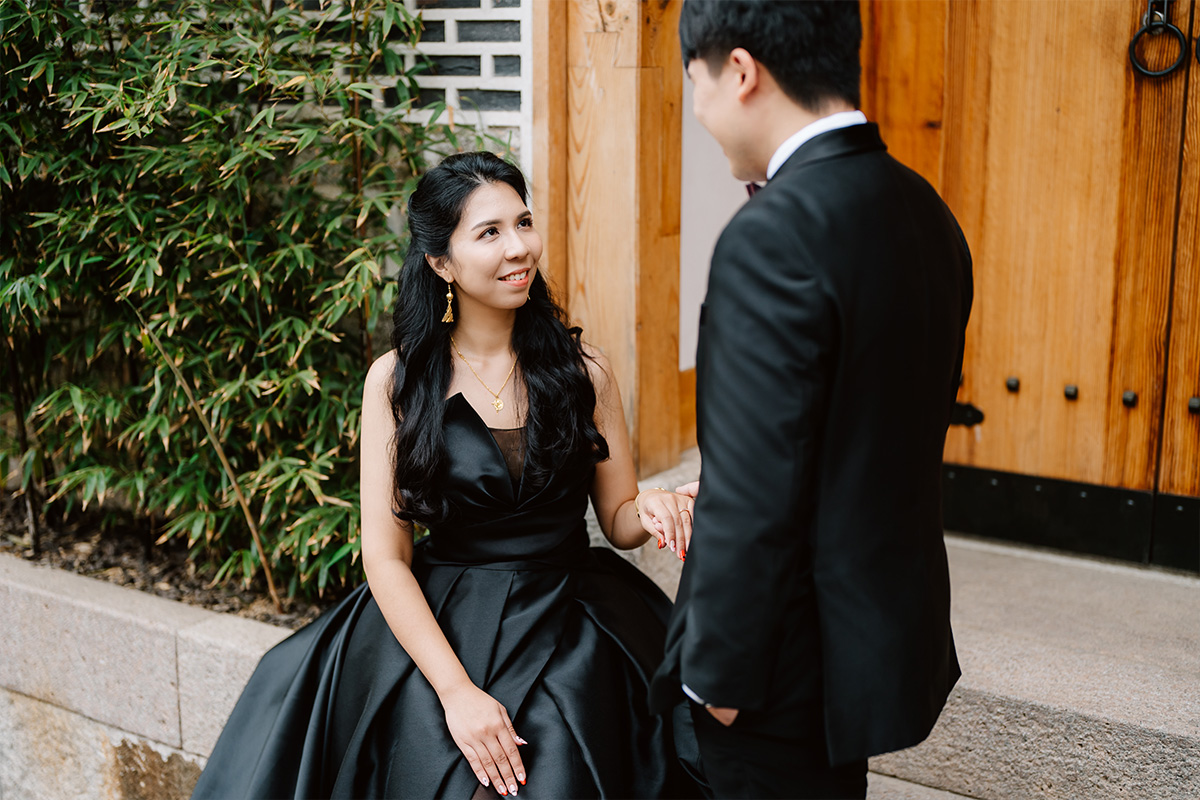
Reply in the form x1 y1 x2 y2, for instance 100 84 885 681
650 3 973 798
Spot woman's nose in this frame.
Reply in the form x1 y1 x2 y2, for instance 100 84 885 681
504 231 530 259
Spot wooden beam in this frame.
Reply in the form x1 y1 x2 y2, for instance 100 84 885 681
531 0 568 295
562 0 683 477
635 0 682 476
679 367 696 451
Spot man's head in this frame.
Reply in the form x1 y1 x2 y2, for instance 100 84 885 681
680 0 862 180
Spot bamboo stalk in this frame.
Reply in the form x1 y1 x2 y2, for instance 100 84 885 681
133 308 283 612
5 343 41 555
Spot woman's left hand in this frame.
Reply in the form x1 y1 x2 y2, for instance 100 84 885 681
636 489 694 561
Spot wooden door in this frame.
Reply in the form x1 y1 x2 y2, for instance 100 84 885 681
862 0 1199 567
1154 36 1200 567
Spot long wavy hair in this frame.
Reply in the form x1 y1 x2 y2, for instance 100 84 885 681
389 152 609 523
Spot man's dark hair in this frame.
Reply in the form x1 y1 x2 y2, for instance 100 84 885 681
679 0 862 111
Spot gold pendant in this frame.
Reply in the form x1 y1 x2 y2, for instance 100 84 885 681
492 398 504 412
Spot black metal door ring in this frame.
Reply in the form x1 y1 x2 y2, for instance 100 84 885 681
1129 18 1189 77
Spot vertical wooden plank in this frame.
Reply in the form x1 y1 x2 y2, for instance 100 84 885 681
635 0 682 476
567 14 640 422
1103 0 1191 490
531 0 569 295
679 366 697 451
1159 1 1200 498
564 0 683 476
859 0 947 191
940 0 992 469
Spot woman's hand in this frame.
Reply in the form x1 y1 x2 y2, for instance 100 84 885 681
636 489 695 561
440 682 528 796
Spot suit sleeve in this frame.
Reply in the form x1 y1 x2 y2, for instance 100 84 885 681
680 209 838 711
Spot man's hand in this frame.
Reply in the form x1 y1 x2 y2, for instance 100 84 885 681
675 480 700 499
706 706 739 726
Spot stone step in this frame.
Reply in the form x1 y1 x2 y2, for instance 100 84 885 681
629 452 1200 800
873 536 1200 799
869 773 973 799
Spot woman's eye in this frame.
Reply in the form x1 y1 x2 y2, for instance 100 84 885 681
519 218 533 228
482 227 499 238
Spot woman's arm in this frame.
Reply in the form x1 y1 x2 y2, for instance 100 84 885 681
584 349 693 558
359 353 526 797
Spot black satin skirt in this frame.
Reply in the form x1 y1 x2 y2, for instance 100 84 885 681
191 541 703 799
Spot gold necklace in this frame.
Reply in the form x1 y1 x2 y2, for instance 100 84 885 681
450 335 518 413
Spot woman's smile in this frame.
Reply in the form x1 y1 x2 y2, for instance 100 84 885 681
500 269 530 286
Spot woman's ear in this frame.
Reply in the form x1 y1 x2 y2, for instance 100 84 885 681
425 253 452 283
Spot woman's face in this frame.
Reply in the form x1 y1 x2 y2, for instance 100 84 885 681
428 181 543 316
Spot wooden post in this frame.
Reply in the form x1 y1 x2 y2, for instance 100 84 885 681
533 0 683 476
531 0 568 292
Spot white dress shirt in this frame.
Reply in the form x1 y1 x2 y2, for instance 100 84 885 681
766 109 868 180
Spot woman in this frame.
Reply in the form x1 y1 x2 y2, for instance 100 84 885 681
192 152 702 799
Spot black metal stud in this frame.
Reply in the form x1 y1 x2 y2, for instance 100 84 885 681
1189 396 1200 414
1064 384 1079 400
1123 391 1138 408
1006 377 1020 393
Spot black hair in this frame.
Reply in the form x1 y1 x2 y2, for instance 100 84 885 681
679 0 862 111
389 151 609 523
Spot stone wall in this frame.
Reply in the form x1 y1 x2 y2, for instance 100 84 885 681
0 555 287 800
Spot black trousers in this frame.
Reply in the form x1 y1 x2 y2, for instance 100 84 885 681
689 702 867 799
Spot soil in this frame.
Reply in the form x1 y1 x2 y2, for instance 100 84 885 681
0 492 348 630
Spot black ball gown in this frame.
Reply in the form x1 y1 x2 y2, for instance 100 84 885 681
191 393 702 799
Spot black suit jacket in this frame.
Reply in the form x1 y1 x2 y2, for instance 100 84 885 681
651 124 971 765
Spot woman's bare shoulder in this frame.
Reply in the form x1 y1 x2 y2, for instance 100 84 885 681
364 350 398 400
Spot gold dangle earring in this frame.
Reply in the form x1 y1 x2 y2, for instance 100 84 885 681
441 283 454 323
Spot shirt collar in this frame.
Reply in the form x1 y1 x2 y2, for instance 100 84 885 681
766 110 869 180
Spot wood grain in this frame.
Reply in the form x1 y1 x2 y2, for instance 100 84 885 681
679 367 696 451
567 24 639 418
531 0 568 292
1102 0 1191 491
860 0 947 191
934 0 1188 491
1158 0 1200 498
564 0 684 476
635 0 682 476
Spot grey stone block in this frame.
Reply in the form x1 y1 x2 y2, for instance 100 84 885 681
873 685 1200 800
0 688 202 800
178 614 290 756
868 773 973 800
0 555 209 747
873 539 1200 799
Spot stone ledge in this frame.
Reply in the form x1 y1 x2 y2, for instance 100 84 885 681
178 614 290 756
0 555 210 748
0 554 285 756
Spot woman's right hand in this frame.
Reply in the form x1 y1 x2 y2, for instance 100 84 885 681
440 681 528 796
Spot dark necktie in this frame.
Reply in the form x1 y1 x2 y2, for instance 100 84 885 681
745 182 762 197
